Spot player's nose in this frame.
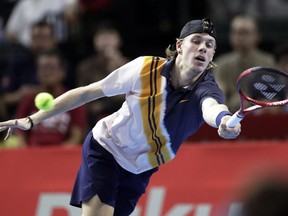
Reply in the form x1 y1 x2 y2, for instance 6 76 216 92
198 43 207 53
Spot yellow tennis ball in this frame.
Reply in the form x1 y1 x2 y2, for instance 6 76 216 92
34 92 54 110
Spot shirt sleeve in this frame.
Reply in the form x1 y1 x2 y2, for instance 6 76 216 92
100 57 145 96
197 72 226 106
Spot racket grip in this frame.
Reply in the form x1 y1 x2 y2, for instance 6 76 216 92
226 111 243 128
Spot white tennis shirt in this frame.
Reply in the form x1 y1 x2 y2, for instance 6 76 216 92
92 56 225 174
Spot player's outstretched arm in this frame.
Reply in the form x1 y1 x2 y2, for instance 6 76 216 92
0 81 105 140
202 97 241 139
0 118 32 140
31 81 105 124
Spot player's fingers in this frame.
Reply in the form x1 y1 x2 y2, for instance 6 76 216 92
220 123 227 130
4 128 13 140
218 124 241 139
0 119 17 127
0 119 29 130
0 120 15 135
218 130 238 139
0 125 7 130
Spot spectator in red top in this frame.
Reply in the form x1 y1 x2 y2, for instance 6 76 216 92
15 50 87 147
1 21 58 119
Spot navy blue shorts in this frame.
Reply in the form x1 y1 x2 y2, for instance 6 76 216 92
70 131 158 215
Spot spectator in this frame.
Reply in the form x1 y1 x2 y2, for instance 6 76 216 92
4 0 76 46
1 21 58 118
241 173 288 216
76 21 128 128
274 41 288 73
245 0 288 21
207 0 251 23
57 0 117 69
14 50 87 147
73 0 116 51
207 0 288 23
273 41 288 112
213 15 275 112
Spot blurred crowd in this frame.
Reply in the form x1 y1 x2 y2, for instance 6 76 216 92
0 0 287 148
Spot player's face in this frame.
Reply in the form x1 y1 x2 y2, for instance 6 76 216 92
177 33 216 73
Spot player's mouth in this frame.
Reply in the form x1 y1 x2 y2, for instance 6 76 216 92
194 55 206 62
193 55 206 66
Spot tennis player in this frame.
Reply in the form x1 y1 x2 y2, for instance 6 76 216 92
0 18 241 216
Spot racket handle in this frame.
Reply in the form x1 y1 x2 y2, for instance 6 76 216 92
226 111 243 128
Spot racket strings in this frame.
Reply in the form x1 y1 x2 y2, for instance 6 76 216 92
238 69 288 104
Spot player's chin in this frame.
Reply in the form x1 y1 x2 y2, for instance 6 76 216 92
191 63 208 73
190 65 205 75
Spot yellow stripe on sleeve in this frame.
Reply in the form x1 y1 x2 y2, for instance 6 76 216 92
139 56 173 167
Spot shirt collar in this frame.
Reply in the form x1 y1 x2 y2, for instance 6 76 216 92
161 58 175 80
161 58 208 91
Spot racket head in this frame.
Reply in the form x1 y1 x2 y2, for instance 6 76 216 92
236 67 288 109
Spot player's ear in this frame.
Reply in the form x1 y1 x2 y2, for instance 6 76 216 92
176 38 183 54
210 50 215 61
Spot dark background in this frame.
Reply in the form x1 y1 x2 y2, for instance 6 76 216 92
1 0 288 68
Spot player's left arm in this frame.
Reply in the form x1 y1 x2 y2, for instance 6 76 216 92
0 57 143 140
0 81 105 139
202 97 241 139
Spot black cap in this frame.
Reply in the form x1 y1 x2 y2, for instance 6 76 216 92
179 18 216 39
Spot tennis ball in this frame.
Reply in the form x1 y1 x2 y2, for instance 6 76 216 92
34 92 54 110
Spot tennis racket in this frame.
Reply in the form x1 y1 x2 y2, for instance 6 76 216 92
226 66 288 127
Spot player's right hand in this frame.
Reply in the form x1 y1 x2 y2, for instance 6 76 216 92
0 117 32 140
218 115 241 139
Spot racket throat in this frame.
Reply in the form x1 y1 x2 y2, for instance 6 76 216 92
236 111 244 119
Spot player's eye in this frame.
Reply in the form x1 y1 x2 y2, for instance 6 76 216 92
206 42 214 49
192 39 201 45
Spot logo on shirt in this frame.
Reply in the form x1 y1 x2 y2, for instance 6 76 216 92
179 99 189 103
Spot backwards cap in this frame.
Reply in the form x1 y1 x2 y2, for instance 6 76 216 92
179 18 216 39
